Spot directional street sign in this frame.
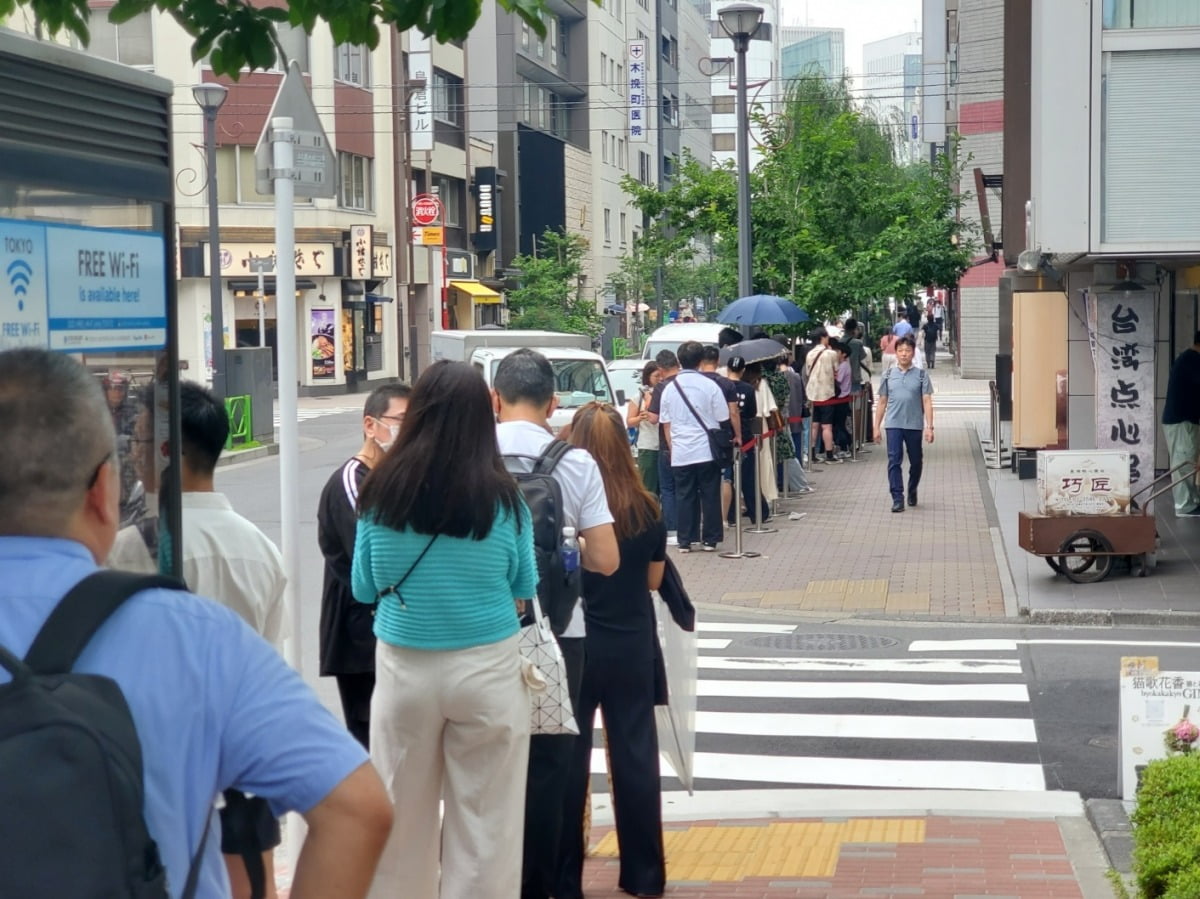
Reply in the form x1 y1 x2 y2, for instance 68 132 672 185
254 62 337 199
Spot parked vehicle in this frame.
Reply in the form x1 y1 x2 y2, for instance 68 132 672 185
430 330 619 433
641 322 726 360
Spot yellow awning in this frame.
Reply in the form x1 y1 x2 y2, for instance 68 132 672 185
450 280 502 304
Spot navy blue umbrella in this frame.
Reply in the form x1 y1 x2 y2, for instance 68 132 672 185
716 294 810 327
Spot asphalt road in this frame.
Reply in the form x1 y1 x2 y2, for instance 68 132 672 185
218 409 1200 802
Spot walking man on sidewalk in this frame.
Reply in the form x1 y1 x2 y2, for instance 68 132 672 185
873 335 934 513
660 340 730 552
1162 331 1200 516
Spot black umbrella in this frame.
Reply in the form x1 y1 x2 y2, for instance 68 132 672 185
722 337 790 366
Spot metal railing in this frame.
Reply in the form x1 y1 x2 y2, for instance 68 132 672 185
982 380 1008 469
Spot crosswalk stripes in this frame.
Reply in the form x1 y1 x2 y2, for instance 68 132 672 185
272 405 362 428
933 395 990 411
588 621 1046 794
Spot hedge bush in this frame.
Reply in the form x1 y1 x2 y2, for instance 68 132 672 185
1132 755 1200 897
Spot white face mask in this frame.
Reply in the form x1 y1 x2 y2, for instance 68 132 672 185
375 422 400 453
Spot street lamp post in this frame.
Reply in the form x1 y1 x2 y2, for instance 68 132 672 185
718 3 764 299
193 82 230 399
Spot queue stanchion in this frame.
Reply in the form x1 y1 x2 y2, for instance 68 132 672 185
745 430 778 535
849 392 863 462
720 445 760 559
776 431 789 506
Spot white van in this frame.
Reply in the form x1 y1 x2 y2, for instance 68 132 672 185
642 322 727 360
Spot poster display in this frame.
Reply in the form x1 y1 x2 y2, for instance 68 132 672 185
310 308 336 379
1119 657 1200 799
1090 290 1156 491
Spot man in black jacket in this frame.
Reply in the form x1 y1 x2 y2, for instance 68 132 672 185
316 382 411 748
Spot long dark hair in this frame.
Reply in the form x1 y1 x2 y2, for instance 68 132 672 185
357 361 521 539
569 402 659 541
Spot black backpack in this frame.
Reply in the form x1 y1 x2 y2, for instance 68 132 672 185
503 440 581 636
0 570 212 899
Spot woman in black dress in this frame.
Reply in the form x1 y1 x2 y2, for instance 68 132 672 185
558 402 667 899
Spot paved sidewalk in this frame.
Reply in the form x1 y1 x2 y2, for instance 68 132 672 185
673 366 1007 619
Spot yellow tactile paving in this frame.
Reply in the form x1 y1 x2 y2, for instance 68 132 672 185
844 578 890 596
760 589 808 606
592 819 926 881
885 591 932 613
804 579 848 595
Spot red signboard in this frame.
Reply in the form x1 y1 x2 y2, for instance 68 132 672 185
411 193 442 226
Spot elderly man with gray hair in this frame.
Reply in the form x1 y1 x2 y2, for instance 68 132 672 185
0 348 392 897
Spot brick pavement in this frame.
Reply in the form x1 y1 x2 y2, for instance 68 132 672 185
580 816 1085 898
673 369 1006 618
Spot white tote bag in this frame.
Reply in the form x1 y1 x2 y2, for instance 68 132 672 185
518 598 579 736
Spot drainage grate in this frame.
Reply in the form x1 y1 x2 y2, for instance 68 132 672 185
743 633 900 652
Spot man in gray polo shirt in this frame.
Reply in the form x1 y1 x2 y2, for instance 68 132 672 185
873 335 934 513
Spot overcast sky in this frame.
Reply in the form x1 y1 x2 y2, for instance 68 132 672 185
779 0 923 84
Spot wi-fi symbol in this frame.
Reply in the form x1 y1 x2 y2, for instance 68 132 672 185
7 259 33 297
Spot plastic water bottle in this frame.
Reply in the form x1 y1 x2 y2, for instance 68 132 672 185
561 526 580 573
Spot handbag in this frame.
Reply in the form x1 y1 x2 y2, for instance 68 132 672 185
518 592 579 736
672 378 733 467
767 408 787 434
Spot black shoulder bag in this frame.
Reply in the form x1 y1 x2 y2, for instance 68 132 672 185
672 377 734 467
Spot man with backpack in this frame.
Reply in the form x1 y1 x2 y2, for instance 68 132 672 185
493 348 619 899
0 348 392 898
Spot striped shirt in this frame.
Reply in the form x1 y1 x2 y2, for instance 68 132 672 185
352 502 537 651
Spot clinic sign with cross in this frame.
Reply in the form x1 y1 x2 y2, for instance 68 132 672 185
628 40 647 143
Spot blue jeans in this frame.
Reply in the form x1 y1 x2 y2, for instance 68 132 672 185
886 428 923 502
657 445 677 532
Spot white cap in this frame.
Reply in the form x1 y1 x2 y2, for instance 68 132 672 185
562 526 577 538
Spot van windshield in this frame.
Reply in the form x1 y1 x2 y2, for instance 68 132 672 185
491 358 613 408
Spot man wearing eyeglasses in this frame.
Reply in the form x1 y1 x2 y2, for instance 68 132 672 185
0 348 391 897
317 382 412 748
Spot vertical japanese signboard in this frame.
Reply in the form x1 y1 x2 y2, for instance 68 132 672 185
350 224 373 280
409 35 433 153
1090 290 1155 491
628 40 647 142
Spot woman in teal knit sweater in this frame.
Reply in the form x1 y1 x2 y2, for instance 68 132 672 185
353 360 537 898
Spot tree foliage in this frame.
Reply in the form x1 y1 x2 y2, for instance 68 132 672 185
621 75 975 324
9 0 557 76
506 230 602 337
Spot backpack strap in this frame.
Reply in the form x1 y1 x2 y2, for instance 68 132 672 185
532 438 572 475
24 570 186 675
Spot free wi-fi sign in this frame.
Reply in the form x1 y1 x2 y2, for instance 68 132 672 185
6 259 32 310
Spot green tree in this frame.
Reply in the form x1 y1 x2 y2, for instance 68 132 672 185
506 230 601 337
11 0 557 77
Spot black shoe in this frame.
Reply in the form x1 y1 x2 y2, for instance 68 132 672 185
908 491 918 507
892 500 904 513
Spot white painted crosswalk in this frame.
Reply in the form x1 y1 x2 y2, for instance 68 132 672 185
589 623 1046 795
272 405 362 428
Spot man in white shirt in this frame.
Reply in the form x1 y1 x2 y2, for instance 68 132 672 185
492 349 619 899
178 382 288 899
660 340 731 552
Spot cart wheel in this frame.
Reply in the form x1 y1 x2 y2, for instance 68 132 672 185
1045 557 1063 575
1058 530 1115 584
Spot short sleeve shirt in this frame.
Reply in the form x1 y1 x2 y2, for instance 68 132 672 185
659 369 730 467
879 364 933 430
804 346 838 402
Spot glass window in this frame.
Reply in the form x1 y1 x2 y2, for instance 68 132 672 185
432 70 464 126
214 146 279 205
549 16 559 66
434 176 463 227
1104 0 1200 27
522 22 530 49
339 152 373 211
336 43 370 85
604 208 612 243
87 10 154 67
620 212 627 245
713 95 735 115
713 132 736 151
616 64 624 96
601 52 608 86
618 138 625 169
602 130 609 163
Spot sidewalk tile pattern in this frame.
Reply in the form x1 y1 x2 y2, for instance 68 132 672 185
580 816 1083 898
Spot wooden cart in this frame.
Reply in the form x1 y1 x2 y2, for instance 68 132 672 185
1017 462 1196 584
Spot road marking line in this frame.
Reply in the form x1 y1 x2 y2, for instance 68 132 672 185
691 711 1037 742
695 622 797 634
1021 639 1200 648
909 639 1019 652
698 638 732 649
590 751 1047 791
696 679 1031 702
699 656 1022 674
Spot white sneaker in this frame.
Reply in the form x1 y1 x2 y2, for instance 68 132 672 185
667 532 679 546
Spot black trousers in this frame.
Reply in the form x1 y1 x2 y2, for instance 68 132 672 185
674 460 723 546
522 635 585 899
335 671 375 750
558 648 664 899
925 339 937 368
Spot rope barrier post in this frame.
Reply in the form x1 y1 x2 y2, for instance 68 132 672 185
720 448 760 559
777 432 790 504
745 433 778 535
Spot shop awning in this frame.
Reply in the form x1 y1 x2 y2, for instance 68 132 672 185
229 278 317 294
450 280 502 304
365 294 393 303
